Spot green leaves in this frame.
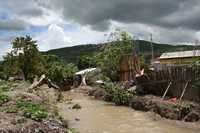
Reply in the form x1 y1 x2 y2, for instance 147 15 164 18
47 61 77 88
96 31 134 80
103 82 135 105
3 36 45 81
0 93 9 106
16 99 48 121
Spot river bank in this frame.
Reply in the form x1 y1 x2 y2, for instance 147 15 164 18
57 89 200 133
0 80 68 133
87 85 200 122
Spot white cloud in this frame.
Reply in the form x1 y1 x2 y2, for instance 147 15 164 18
36 24 72 51
19 7 65 27
65 25 106 45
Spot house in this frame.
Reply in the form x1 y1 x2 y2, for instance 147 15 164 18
159 50 200 65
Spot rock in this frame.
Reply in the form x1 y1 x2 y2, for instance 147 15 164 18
72 104 82 110
88 88 107 99
75 118 80 121
184 111 200 122
130 97 149 111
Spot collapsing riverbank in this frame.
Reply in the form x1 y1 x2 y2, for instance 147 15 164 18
0 80 69 133
87 85 200 123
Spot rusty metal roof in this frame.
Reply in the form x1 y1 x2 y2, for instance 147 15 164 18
159 50 200 59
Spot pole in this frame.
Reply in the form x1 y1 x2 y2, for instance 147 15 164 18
150 33 154 63
162 81 172 100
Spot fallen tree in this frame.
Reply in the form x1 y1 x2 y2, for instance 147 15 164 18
28 74 60 92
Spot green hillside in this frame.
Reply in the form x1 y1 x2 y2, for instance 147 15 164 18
44 40 198 64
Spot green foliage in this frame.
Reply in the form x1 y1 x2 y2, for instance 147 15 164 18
45 44 99 64
5 106 18 113
0 64 7 79
96 31 134 80
67 128 79 133
16 99 48 121
103 82 135 105
86 72 111 86
0 86 10 92
139 55 149 69
0 93 9 105
47 62 77 87
3 36 45 81
77 55 97 70
0 81 10 92
44 40 197 66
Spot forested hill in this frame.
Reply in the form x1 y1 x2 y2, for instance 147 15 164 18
44 40 197 64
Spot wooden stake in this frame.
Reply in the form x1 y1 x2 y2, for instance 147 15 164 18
179 81 189 101
162 81 172 100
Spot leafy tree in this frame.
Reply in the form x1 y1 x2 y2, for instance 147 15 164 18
3 36 45 80
47 62 77 89
96 31 134 81
77 55 97 70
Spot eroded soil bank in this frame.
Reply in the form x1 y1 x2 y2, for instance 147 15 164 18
89 86 200 122
57 89 200 133
0 81 68 133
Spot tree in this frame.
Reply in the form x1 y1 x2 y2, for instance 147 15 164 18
47 62 77 89
77 55 97 70
3 36 45 80
96 31 134 81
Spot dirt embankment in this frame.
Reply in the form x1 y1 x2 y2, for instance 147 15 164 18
0 81 68 133
88 86 200 123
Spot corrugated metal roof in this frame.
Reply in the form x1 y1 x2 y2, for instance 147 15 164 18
159 50 200 59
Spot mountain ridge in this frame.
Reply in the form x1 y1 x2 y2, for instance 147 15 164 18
44 40 198 64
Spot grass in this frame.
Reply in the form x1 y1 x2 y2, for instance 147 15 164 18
16 98 48 121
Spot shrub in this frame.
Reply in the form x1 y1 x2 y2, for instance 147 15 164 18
0 93 9 105
47 62 77 89
16 99 48 121
113 88 135 105
5 107 18 113
103 82 135 105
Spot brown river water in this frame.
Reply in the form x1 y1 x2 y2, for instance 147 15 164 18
57 91 200 133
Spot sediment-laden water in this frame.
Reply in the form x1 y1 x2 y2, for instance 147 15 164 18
57 91 200 133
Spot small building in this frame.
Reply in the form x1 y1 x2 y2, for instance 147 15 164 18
159 50 200 65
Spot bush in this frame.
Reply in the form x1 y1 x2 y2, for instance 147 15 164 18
113 88 135 105
103 82 135 105
16 99 48 121
0 93 9 105
5 107 18 113
47 62 77 89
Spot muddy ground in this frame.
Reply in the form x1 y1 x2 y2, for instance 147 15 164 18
0 81 68 133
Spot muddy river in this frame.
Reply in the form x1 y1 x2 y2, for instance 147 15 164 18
57 91 200 133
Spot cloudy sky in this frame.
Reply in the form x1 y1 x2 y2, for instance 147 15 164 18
0 0 200 57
